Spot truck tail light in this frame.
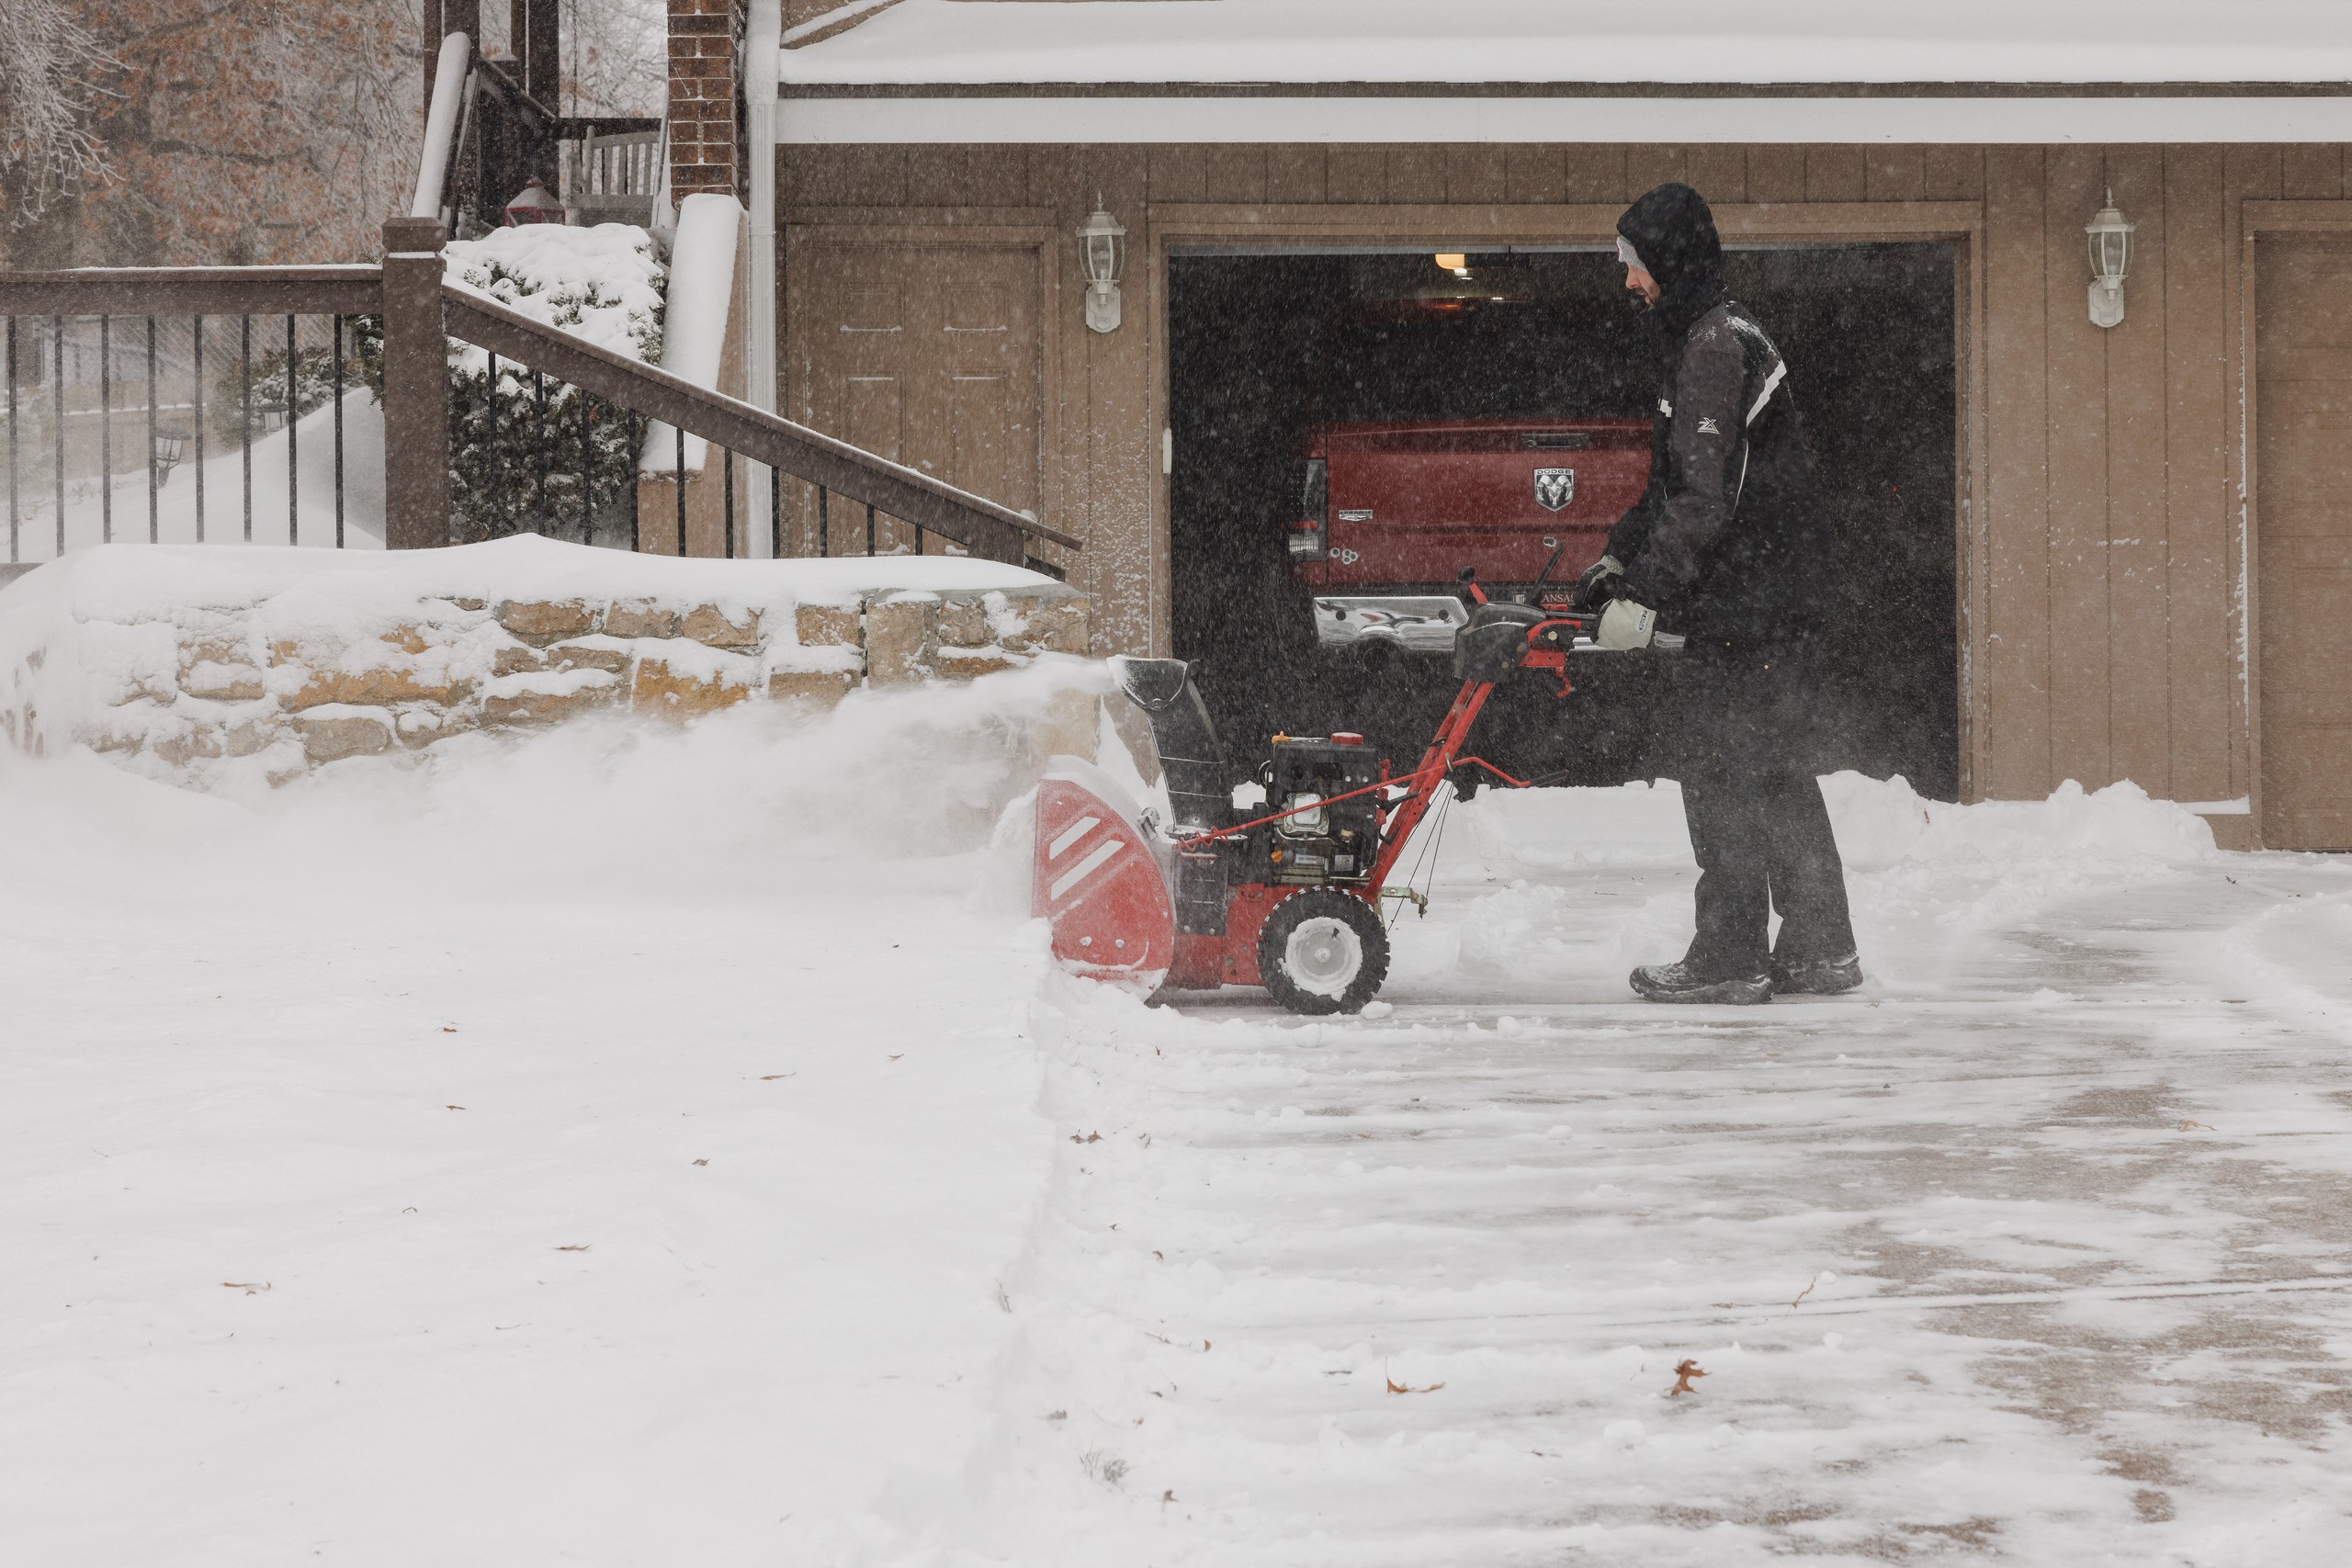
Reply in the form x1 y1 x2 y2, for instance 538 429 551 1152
1288 458 1329 560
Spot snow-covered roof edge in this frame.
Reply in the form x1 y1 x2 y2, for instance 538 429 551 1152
776 1 2352 88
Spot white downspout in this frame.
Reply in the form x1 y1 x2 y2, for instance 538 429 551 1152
744 0 783 554
411 32 475 222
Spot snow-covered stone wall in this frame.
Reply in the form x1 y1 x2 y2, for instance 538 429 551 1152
0 537 1092 791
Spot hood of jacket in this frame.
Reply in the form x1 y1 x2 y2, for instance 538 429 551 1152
1618 182 1727 343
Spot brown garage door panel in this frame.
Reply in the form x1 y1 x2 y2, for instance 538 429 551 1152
2256 234 2352 851
2260 727 2352 846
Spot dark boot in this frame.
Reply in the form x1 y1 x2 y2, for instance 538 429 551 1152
1770 952 1863 996
1630 961 1772 1005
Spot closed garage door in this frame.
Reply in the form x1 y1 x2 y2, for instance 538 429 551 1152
2256 236 2352 850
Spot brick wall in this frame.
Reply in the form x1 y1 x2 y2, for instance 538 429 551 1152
669 0 745 201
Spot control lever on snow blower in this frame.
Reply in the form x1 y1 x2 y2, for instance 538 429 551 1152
1521 539 1569 604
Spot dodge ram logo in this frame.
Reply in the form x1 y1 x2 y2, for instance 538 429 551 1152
1532 468 1576 512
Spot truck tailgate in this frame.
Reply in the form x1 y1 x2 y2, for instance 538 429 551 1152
1317 423 1649 587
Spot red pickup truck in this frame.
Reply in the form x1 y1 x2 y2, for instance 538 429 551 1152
1283 299 1653 655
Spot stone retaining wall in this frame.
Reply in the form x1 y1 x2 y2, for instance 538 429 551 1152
0 541 1092 790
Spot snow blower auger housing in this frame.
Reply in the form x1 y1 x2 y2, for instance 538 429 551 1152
1035 569 1601 1016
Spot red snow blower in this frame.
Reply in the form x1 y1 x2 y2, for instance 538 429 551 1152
1034 567 1605 1015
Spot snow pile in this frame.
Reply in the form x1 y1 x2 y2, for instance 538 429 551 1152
441 222 665 373
1821 772 2219 869
1446 771 2216 879
1394 773 2222 998
0 666 1109 1562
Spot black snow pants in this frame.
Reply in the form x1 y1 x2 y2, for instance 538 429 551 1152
1657 649 1857 980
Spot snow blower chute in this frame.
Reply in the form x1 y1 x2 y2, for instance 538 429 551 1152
1035 568 1605 1015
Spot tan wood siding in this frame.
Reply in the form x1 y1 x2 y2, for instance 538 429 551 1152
2225 148 2284 808
1981 147 2053 797
1746 146 1806 204
2255 235 2352 848
1684 146 1747 204
785 233 1043 561
2043 145 2114 790
2161 147 2233 806
773 140 2351 828
1443 145 1509 205
2106 145 2173 796
1805 146 1867 202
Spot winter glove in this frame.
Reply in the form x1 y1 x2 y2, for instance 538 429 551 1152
1569 554 1625 613
1595 598 1657 650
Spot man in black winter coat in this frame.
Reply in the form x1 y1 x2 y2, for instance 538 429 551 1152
1573 183 1862 1004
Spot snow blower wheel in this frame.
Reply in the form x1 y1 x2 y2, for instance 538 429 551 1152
1257 889 1390 1016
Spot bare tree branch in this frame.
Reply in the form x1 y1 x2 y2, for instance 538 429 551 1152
0 0 120 217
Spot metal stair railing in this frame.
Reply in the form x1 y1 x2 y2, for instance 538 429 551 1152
435 280 1078 565
0 221 1080 570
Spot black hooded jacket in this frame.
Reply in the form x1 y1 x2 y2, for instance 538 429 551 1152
1606 184 1826 653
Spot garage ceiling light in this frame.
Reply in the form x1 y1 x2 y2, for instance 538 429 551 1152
1433 253 1472 277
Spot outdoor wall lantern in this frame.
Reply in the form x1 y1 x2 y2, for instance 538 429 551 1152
153 428 188 485
503 176 566 227
1078 201 1126 333
2086 189 2135 329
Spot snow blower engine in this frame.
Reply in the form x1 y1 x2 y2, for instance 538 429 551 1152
1034 563 1610 1015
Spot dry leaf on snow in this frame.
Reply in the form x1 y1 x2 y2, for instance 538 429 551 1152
1668 1359 1708 1396
1385 1365 1443 1395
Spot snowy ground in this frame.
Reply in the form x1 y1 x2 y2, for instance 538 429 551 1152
5 682 2349 1565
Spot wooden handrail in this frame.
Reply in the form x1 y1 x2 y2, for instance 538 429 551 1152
439 281 1082 561
0 266 383 317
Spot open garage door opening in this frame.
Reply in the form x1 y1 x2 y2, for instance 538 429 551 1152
1168 244 1960 800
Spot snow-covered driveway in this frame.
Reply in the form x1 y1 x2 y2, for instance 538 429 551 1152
4 692 2348 1566
941 797 2352 1566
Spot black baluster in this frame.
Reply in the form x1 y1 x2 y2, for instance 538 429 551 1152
818 485 828 557
484 353 501 539
534 370 548 533
285 314 298 545
769 465 780 559
51 316 64 558
240 314 253 543
628 412 641 553
6 317 19 565
99 314 111 544
332 316 345 548
865 502 876 558
722 446 734 558
145 317 158 544
580 386 593 543
673 426 685 556
192 315 205 544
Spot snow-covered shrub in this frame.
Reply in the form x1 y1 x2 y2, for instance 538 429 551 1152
357 222 664 544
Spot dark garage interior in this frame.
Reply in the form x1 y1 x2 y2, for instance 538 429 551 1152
1167 243 1961 800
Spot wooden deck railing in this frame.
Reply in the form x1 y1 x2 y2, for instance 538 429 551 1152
0 219 1080 570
